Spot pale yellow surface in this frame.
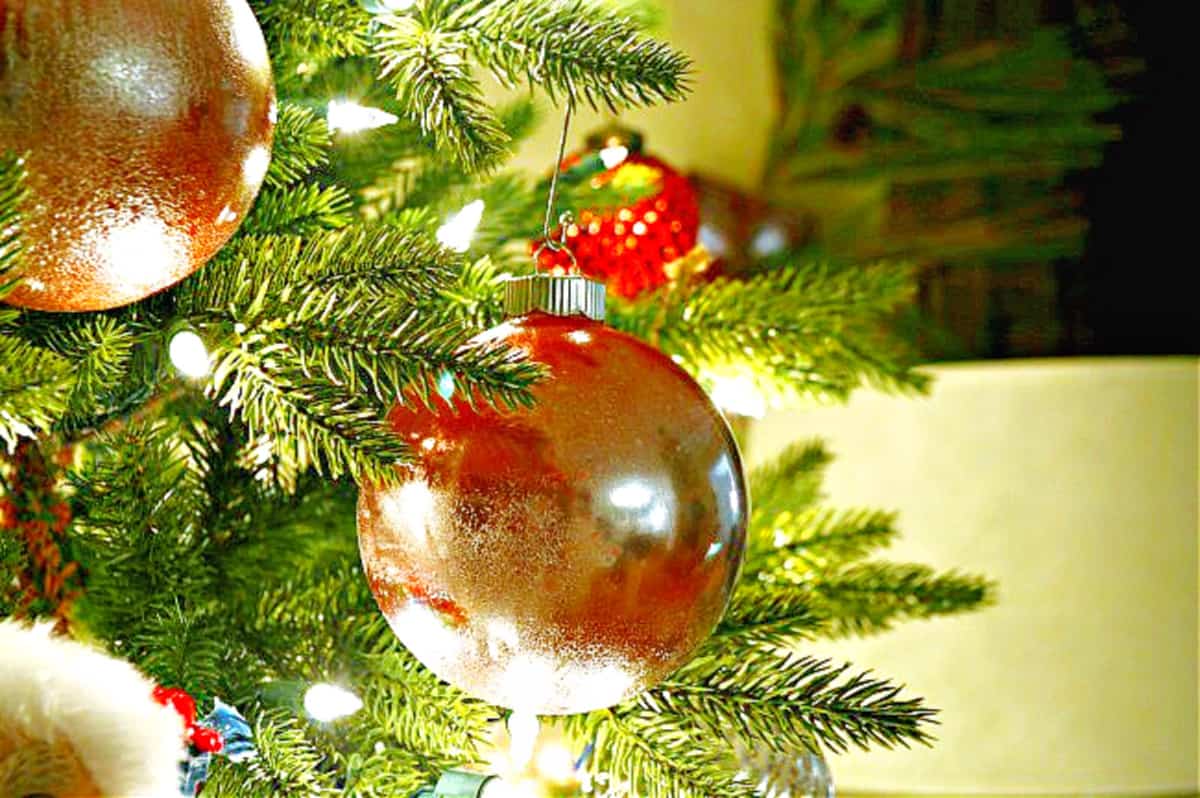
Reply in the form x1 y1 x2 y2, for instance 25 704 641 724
503 0 776 189
747 359 1200 795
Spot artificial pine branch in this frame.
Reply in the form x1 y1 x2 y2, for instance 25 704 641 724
808 562 995 638
265 103 337 189
0 3 1003 792
461 0 692 110
206 709 338 797
612 262 929 403
748 507 900 580
563 708 758 798
660 649 937 754
747 440 833 541
374 11 512 173
372 0 689 170
251 0 372 74
0 336 75 449
0 152 25 303
242 183 354 237
714 583 826 649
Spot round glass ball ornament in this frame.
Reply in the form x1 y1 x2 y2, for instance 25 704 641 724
534 127 704 300
357 274 747 714
0 0 276 312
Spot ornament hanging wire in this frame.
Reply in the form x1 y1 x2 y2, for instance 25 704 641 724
532 103 579 273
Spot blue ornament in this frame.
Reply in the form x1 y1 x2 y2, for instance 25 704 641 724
203 698 256 763
175 698 257 796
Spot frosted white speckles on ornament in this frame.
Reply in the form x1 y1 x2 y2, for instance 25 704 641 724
88 46 183 118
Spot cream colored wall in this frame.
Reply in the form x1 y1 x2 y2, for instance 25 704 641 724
504 0 776 189
747 359 1199 794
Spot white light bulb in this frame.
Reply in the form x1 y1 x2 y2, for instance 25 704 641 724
326 99 400 134
436 199 486 253
749 222 789 258
480 778 522 798
169 330 210 378
507 711 541 771
709 375 767 419
303 683 363 722
599 145 629 169
535 742 578 782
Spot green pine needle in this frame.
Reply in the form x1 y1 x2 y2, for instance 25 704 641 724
267 103 336 189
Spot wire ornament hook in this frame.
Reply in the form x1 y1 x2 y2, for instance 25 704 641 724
533 103 579 273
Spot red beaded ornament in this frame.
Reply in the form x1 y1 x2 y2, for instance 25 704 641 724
0 0 276 312
534 128 703 299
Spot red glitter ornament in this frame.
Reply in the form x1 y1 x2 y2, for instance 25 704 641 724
0 0 276 312
357 275 747 715
534 128 704 299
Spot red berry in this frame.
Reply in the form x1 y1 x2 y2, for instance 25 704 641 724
191 726 224 753
153 686 197 728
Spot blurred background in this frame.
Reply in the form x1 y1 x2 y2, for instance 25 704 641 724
505 0 1196 794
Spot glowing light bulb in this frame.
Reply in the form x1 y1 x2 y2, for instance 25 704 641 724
327 99 400 134
367 0 418 11
169 330 210 378
436 199 486 253
535 741 578 782
507 711 541 771
698 223 730 258
480 778 524 798
749 222 788 258
303 683 363 722
709 374 767 419
599 145 629 169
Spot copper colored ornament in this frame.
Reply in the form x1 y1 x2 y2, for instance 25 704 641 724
534 127 704 299
0 0 275 312
358 276 747 714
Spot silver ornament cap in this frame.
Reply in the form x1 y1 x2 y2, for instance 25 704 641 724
503 273 606 322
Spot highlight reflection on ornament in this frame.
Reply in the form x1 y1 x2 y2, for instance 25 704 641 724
358 310 748 715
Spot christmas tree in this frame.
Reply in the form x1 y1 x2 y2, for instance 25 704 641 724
1 0 1119 794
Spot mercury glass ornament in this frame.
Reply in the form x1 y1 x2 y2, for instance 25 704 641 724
0 0 275 311
751 751 835 798
358 274 747 714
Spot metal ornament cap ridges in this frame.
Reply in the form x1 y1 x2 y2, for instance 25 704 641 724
503 272 607 322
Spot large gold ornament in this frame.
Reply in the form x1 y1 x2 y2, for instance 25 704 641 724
358 284 747 715
0 0 275 311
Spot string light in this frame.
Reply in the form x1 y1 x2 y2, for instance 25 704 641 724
303 683 362 722
168 330 210 378
709 374 767 419
598 144 629 169
326 99 399 134
506 711 541 771
436 199 486 253
362 0 418 12
749 221 788 258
